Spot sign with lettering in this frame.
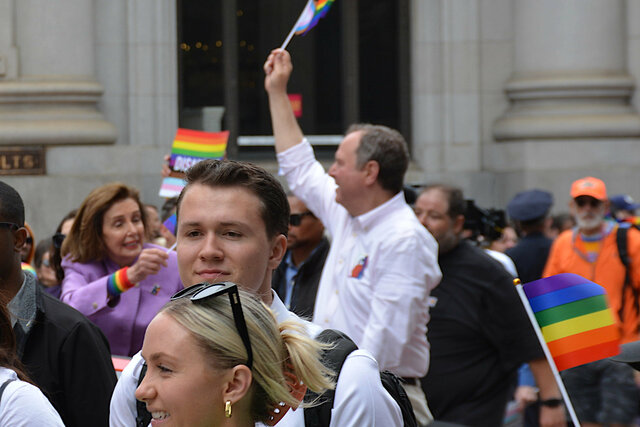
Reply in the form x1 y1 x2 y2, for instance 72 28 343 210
0 147 45 175
289 94 302 118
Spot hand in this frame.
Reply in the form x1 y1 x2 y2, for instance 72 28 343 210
539 405 567 427
127 248 169 284
161 154 171 178
514 385 538 409
264 49 293 94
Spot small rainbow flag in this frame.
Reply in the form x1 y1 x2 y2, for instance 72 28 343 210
523 273 620 371
294 0 336 36
21 262 37 279
163 213 177 236
159 129 228 198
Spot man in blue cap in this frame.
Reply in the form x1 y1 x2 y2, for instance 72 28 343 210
609 194 640 224
505 189 555 426
505 189 554 284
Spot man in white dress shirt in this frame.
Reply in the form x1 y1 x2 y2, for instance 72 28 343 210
264 49 442 425
109 159 403 427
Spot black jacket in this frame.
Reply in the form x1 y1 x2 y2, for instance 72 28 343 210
422 240 543 426
505 232 553 284
272 237 330 319
15 274 117 427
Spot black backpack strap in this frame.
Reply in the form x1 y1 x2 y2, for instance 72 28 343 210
303 329 357 427
0 378 15 402
136 362 152 427
380 371 418 427
616 226 640 325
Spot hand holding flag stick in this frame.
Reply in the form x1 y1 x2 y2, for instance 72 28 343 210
514 274 622 427
280 0 336 50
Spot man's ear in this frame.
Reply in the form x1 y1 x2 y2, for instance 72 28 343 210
268 234 287 271
363 160 379 186
222 365 253 405
452 215 466 234
13 227 27 253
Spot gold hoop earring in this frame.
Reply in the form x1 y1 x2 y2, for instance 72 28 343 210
225 400 232 418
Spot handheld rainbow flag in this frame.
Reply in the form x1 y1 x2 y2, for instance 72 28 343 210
163 213 177 235
280 0 336 49
159 128 228 198
522 273 620 371
515 274 622 426
21 262 37 279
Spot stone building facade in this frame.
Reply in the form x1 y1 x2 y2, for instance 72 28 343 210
1 0 640 237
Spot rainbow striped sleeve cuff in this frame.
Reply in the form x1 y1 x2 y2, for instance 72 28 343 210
107 267 134 297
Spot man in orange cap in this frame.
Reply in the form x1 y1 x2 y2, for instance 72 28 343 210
544 176 640 427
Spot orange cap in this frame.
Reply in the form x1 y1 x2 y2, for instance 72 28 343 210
570 176 607 201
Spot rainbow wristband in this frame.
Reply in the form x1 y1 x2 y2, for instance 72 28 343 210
107 267 135 297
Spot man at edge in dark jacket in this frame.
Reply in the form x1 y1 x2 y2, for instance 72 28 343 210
0 180 116 427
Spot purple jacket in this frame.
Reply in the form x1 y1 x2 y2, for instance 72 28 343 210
61 243 183 357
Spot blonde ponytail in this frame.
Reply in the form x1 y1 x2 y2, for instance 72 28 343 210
162 289 334 423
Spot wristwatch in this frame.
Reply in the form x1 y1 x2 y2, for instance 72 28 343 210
540 398 563 407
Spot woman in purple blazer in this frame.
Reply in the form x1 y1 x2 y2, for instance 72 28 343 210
60 183 183 357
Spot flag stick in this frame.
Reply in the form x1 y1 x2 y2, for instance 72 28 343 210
280 2 309 49
280 26 297 50
165 241 177 253
514 279 581 427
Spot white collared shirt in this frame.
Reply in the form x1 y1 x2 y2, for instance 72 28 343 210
278 139 442 377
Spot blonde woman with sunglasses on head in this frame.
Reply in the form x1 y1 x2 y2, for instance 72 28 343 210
135 282 334 426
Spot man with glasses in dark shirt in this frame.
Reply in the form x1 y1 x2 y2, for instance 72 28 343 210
272 195 329 318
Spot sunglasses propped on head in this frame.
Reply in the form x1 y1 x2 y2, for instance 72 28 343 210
171 282 253 369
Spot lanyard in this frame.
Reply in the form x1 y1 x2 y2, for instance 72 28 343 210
571 228 603 264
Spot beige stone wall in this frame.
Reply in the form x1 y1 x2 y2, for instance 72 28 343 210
4 0 640 239
0 0 177 239
410 0 640 213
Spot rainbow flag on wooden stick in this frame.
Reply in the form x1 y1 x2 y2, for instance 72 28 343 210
159 128 228 198
295 0 335 35
281 0 336 49
522 273 620 371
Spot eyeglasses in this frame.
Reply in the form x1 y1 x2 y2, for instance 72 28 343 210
0 222 19 231
289 211 314 226
575 197 602 208
52 233 66 249
171 282 253 369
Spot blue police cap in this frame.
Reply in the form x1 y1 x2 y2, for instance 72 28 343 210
507 189 553 221
610 194 640 212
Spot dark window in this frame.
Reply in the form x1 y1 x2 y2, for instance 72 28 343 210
177 0 409 154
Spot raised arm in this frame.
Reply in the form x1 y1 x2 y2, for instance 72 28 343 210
529 358 567 427
264 49 305 153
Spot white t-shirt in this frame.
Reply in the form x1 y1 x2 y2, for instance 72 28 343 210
485 249 519 278
0 367 64 426
110 293 403 427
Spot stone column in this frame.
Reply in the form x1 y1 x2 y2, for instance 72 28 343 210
493 0 640 140
0 0 116 145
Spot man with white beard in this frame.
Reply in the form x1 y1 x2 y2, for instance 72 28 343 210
543 176 640 427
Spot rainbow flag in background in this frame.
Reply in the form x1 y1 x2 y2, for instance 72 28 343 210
163 213 177 236
523 273 620 371
159 129 228 198
294 0 336 36
21 262 37 279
